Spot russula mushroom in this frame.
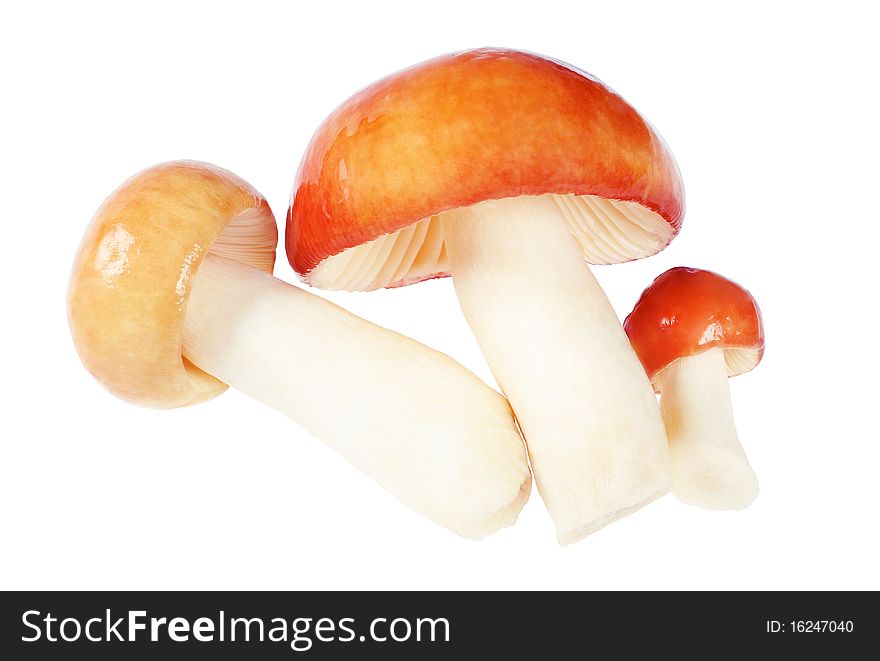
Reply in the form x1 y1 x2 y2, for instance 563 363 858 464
623 267 764 510
287 48 684 543
68 161 532 539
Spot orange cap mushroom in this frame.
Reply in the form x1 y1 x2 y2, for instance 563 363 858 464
69 161 531 539
288 49 683 543
68 161 276 408
288 48 683 287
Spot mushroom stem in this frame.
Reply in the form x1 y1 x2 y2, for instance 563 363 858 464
655 347 758 510
181 254 531 539
442 196 670 544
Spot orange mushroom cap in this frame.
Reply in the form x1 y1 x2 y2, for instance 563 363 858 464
287 48 684 287
68 161 277 408
624 267 764 383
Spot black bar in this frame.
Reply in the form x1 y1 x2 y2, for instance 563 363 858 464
0 591 874 658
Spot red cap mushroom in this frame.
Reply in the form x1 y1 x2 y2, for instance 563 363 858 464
624 267 764 510
288 48 683 543
69 161 531 539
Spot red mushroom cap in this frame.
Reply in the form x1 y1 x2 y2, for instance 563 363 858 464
624 267 764 383
287 48 684 288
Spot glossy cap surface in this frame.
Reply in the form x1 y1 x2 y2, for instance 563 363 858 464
288 48 684 288
68 161 277 408
624 267 764 383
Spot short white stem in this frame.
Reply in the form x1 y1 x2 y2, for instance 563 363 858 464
442 196 670 544
655 347 758 510
181 254 531 539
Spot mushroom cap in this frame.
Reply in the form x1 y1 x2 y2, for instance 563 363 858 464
623 267 764 383
68 161 277 408
287 48 684 291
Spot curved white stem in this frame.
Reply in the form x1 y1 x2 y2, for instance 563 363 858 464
655 347 758 510
442 196 670 544
181 254 532 539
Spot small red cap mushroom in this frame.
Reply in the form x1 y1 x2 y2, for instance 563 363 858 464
624 267 764 510
624 267 764 386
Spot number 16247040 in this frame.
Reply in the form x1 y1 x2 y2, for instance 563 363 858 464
766 621 854 633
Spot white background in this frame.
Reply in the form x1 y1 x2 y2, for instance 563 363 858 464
2 1 878 590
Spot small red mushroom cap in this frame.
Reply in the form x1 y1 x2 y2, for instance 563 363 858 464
624 267 764 383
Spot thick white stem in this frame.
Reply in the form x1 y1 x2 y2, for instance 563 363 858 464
442 196 670 544
655 347 758 510
181 254 531 539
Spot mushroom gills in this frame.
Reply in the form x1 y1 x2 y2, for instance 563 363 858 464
654 347 759 510
209 205 277 273
441 195 671 544
307 194 673 291
181 253 532 539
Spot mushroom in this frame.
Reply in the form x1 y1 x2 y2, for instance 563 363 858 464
287 48 684 543
68 161 532 539
623 267 764 510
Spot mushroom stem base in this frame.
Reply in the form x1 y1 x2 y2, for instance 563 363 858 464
442 195 671 544
181 254 532 539
655 348 759 510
